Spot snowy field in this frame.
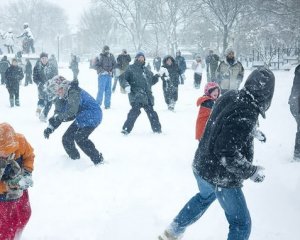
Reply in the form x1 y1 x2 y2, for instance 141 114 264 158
0 62 300 240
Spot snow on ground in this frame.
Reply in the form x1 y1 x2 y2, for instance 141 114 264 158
0 62 299 240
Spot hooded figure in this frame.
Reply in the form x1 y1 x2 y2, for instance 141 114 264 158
0 123 34 239
159 68 275 240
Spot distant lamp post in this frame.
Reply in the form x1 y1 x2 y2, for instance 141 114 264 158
57 35 60 63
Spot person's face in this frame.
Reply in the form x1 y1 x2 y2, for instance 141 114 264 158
166 58 172 65
41 57 48 65
210 88 219 100
12 61 18 66
137 56 145 63
227 52 235 59
57 87 65 98
122 50 127 54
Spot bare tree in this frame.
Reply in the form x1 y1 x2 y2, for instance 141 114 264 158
94 0 157 51
80 7 114 52
196 0 250 54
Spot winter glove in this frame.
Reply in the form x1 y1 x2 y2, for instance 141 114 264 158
124 86 131 94
6 169 33 191
250 166 265 183
253 129 266 142
44 127 54 139
49 116 62 129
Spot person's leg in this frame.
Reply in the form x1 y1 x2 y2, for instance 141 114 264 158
166 174 216 238
162 81 170 105
74 126 103 164
8 88 14 107
122 104 142 134
1 73 5 84
112 76 118 93
7 45 10 54
104 74 112 108
96 74 106 106
62 122 81 159
293 117 300 160
216 187 251 240
14 190 31 239
143 104 162 133
15 86 20 106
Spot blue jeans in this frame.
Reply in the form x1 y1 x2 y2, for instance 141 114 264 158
168 173 251 240
96 73 112 108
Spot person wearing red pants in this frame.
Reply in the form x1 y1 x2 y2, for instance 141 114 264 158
0 123 34 240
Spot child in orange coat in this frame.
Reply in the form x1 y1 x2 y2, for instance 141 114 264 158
195 82 220 140
0 122 34 239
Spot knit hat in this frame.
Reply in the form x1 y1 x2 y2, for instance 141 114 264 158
225 47 234 56
135 51 145 59
0 123 18 156
40 52 48 58
204 82 220 96
46 75 70 99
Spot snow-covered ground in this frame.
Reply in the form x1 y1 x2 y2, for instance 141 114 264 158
0 63 299 240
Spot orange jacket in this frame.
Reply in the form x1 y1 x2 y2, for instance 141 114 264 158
0 123 34 194
195 96 215 140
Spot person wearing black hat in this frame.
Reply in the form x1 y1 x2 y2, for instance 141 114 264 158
33 52 58 121
114 49 131 93
93 45 116 109
120 51 162 135
159 68 275 240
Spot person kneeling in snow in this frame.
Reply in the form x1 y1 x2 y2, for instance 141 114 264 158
43 76 103 165
0 122 34 239
159 68 275 240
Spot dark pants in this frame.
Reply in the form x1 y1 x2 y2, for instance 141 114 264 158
62 121 101 164
122 103 162 133
7 86 20 107
25 74 32 86
1 73 6 85
42 100 52 118
6 45 14 54
194 73 202 89
162 82 178 108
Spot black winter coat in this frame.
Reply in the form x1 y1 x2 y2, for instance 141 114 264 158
120 60 159 106
289 64 300 118
117 54 131 71
193 68 275 188
161 56 180 87
33 61 58 86
175 56 187 74
25 61 32 75
0 60 10 74
5 66 24 89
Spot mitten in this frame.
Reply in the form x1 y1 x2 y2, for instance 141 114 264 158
253 129 266 142
44 127 54 139
250 166 265 183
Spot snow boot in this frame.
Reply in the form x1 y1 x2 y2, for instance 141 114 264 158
15 98 20 107
158 230 181 240
121 129 129 135
93 153 104 166
36 106 42 116
9 98 14 107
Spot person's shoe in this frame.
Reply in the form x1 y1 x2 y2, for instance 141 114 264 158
39 113 47 122
105 106 110 109
293 152 300 162
158 230 181 240
15 99 20 106
93 153 104 165
69 154 80 160
36 106 42 116
121 129 129 135
154 130 162 134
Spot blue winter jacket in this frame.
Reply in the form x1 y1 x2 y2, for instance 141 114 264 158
54 81 102 128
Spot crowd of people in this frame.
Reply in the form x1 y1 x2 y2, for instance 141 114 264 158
1 39 300 240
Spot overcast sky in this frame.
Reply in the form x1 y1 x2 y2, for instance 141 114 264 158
48 0 91 30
